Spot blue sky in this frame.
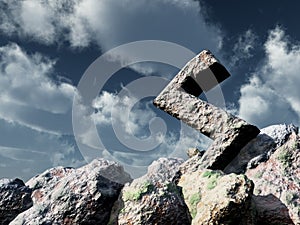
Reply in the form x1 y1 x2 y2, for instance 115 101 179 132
1 0 300 180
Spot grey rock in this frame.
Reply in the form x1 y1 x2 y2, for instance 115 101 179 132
115 158 191 225
154 50 260 170
225 124 298 174
10 159 132 225
0 178 32 225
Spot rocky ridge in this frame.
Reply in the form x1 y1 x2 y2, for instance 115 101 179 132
0 124 299 224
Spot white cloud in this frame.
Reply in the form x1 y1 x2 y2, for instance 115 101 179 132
0 118 84 181
87 91 210 166
0 0 222 53
238 27 300 127
0 43 75 134
230 29 258 66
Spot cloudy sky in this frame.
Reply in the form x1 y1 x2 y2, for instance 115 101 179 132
1 0 300 180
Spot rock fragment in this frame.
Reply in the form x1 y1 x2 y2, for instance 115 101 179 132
0 178 32 225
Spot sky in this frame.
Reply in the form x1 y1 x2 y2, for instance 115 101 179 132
1 0 300 180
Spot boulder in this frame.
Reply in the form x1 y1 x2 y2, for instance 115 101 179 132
178 169 254 225
0 178 32 225
10 159 132 225
246 133 300 224
114 158 192 225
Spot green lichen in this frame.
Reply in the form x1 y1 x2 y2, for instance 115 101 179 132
202 170 221 190
123 181 154 201
190 208 197 219
278 148 293 169
189 193 201 206
189 193 201 219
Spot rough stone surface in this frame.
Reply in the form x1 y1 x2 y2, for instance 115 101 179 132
153 50 260 170
114 158 192 225
0 178 32 225
225 124 298 174
178 169 254 225
187 148 204 158
246 133 300 224
10 159 132 225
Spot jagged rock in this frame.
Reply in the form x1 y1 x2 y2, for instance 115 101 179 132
10 159 132 225
246 133 300 224
114 158 192 225
0 178 32 225
225 124 298 174
178 169 254 225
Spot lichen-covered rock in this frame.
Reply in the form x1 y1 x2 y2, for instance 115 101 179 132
10 159 132 225
246 133 300 224
0 178 32 225
115 158 191 225
178 169 254 225
225 124 298 174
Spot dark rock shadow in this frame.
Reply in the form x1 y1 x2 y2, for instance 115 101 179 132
253 194 295 225
224 133 276 174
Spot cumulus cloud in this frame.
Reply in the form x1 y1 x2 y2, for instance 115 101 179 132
89 91 210 165
0 0 222 52
239 27 300 127
0 43 75 133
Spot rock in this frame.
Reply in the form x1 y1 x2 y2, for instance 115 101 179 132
115 158 192 225
10 159 132 225
252 195 295 225
154 50 260 170
225 124 298 174
246 133 300 224
0 178 32 225
186 148 204 158
178 169 254 225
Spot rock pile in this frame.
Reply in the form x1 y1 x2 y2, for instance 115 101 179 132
1 123 299 224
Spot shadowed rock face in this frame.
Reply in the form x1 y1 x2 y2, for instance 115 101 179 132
225 124 298 174
0 179 32 225
154 50 260 170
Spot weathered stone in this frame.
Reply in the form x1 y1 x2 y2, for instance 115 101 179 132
253 195 295 225
225 124 298 174
115 158 191 225
246 133 300 224
187 148 204 158
10 159 132 225
178 169 254 225
0 178 32 225
153 50 260 170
